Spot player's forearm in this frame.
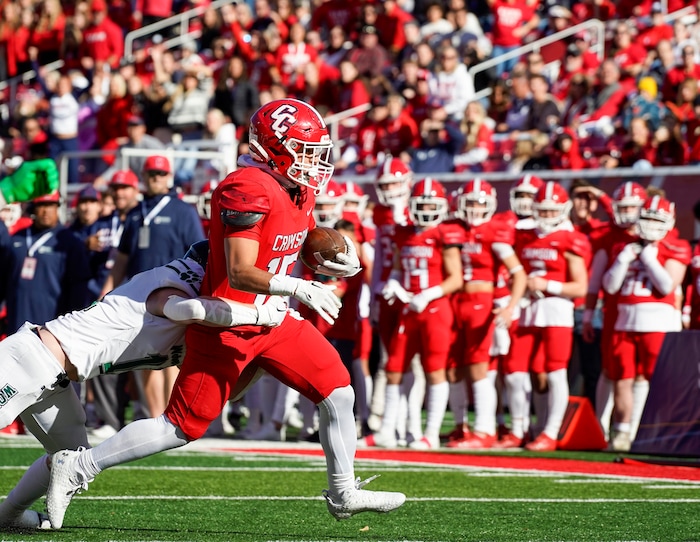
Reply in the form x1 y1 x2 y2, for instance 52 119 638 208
228 265 277 295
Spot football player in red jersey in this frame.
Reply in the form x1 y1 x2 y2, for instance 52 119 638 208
506 182 591 451
601 195 689 451
339 181 377 436
313 180 346 227
360 178 463 449
582 181 646 442
45 99 405 522
507 174 544 223
368 157 414 434
446 179 527 450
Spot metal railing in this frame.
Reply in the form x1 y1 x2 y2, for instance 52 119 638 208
56 144 235 201
123 0 236 61
468 19 606 82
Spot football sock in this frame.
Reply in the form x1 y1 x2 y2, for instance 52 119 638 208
0 454 49 514
448 380 468 427
318 385 357 495
505 372 529 439
472 377 497 435
351 358 370 422
407 363 426 441
424 381 449 442
532 389 549 436
380 384 401 438
595 375 614 440
369 345 388 419
631 379 650 440
544 369 569 440
85 414 188 476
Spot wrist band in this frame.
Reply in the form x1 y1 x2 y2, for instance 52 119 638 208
545 280 563 296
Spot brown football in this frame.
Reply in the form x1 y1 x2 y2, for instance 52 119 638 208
300 227 347 270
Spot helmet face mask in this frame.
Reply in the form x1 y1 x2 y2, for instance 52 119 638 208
313 180 345 227
458 179 496 226
249 99 334 193
341 181 369 219
638 196 675 242
510 175 543 217
409 178 448 227
532 182 572 234
375 157 412 207
612 181 647 228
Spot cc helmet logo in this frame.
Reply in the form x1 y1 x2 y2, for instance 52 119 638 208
270 104 298 139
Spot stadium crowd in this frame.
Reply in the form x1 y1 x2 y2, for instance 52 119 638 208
1 0 700 458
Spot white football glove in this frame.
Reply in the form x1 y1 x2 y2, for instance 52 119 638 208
269 275 341 325
639 243 659 266
381 278 413 305
407 285 443 313
255 296 288 327
316 235 362 278
617 242 642 264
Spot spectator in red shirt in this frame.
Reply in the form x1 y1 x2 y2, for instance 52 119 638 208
330 58 372 140
0 2 24 78
571 30 601 77
276 22 318 99
638 3 674 50
583 59 627 126
549 128 585 170
133 0 174 29
662 43 700 102
571 0 616 23
382 93 421 157
29 0 66 65
611 22 648 86
376 0 414 57
96 74 134 149
310 0 363 41
487 0 540 77
600 117 658 169
80 0 125 71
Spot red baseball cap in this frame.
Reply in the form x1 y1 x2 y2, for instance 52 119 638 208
143 155 171 173
110 169 139 188
33 191 61 204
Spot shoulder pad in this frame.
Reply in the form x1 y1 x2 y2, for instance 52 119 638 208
219 184 270 227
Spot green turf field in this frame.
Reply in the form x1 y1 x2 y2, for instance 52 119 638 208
1 437 699 542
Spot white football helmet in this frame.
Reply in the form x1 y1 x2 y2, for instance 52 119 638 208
532 181 572 234
375 157 412 207
458 178 497 227
409 178 448 227
313 180 345 227
510 174 544 218
638 195 675 242
612 181 646 228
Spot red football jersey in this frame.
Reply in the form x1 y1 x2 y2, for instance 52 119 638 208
203 166 315 304
393 222 462 294
372 203 409 283
516 227 592 285
454 218 515 283
612 237 691 308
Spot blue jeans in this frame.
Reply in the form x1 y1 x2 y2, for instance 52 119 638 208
492 45 520 78
49 136 80 184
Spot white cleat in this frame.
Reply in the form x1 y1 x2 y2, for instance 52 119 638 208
46 448 92 529
322 475 406 520
357 432 398 449
0 509 51 531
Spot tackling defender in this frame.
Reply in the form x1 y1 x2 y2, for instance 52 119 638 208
0 241 286 531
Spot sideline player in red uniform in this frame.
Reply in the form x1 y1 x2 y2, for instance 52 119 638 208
361 178 463 449
583 181 646 442
506 182 590 451
46 99 405 526
447 179 527 449
601 195 689 451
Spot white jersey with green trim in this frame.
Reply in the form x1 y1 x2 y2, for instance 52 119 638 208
44 258 203 380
